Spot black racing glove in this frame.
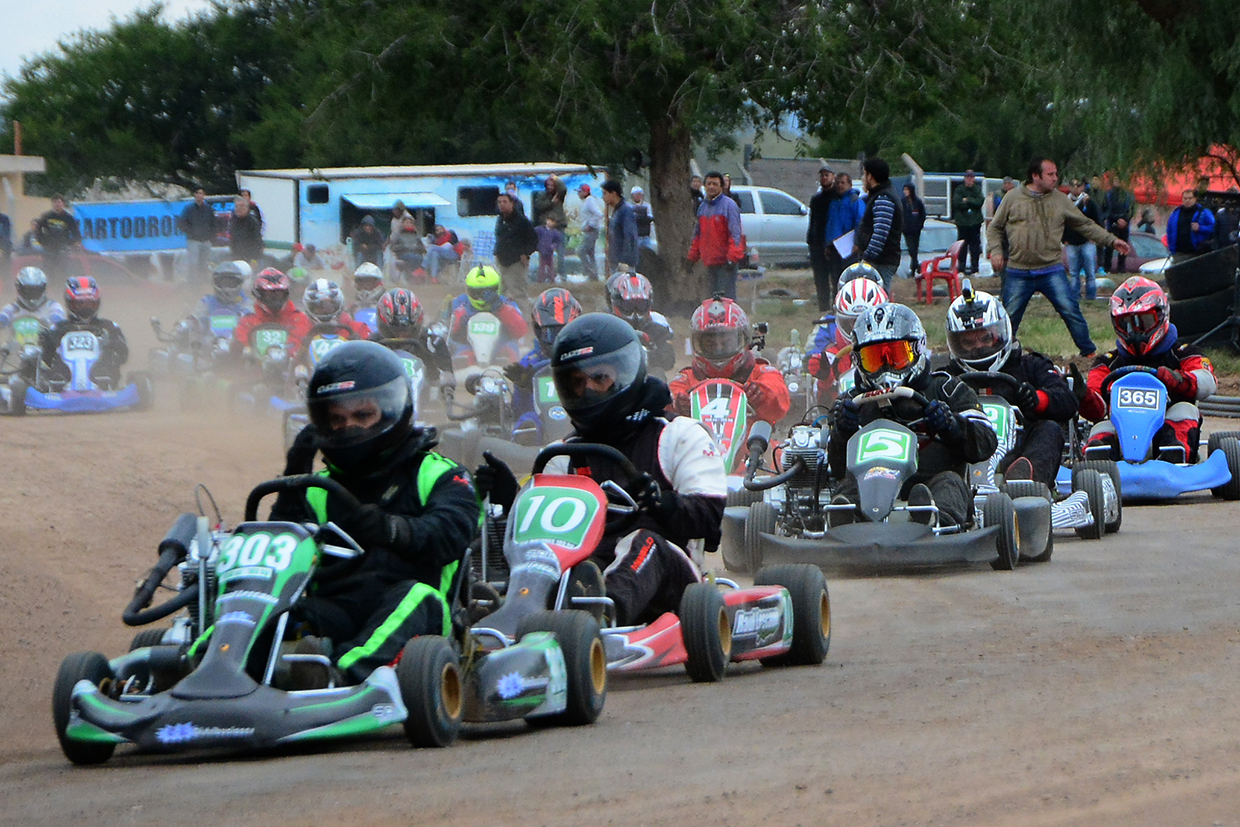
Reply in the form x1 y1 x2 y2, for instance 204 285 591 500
473 451 519 512
334 504 411 550
1067 363 1088 403
625 472 676 520
1012 382 1040 414
832 395 861 436
503 362 535 388
283 423 319 476
925 400 963 440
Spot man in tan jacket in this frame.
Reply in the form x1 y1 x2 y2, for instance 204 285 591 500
988 157 1132 358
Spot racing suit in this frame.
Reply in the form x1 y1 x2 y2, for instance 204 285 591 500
829 372 998 526
546 378 727 626
942 347 1077 487
39 316 129 389
505 348 552 440
1080 327 1216 461
271 426 480 683
668 351 792 425
188 294 252 352
1 299 67 345
806 321 852 408
234 300 313 354
447 294 528 364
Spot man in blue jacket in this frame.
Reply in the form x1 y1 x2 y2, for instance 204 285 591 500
824 172 863 299
1167 190 1216 262
602 180 639 274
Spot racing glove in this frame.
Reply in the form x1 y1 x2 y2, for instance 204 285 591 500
624 472 676 520
672 390 692 415
1156 367 1197 399
503 362 534 388
283 424 319 476
832 395 861 436
1012 382 1042 414
744 381 768 413
925 400 963 440
473 451 519 512
335 504 411 550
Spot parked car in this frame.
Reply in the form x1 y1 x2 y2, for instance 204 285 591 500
729 185 810 265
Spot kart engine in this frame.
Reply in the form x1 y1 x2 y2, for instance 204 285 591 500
781 425 824 490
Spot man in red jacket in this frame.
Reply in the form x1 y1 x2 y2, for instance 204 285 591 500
668 296 790 424
686 171 745 300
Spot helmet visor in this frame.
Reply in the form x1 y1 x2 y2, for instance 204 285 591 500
836 313 857 341
536 323 563 354
857 340 916 374
308 375 410 449
614 295 651 320
1114 310 1160 335
468 286 499 309
692 328 744 364
552 342 644 414
947 321 1004 362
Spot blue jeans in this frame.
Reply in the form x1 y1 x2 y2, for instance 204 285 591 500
1002 265 1096 355
1065 243 1098 299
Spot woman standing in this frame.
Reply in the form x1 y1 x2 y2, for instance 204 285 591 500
901 183 927 276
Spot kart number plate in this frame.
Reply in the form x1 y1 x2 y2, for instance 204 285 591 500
1116 388 1161 410
64 331 100 353
253 328 288 354
855 429 913 463
12 316 42 345
982 402 1010 440
210 314 239 332
217 532 299 574
470 319 500 336
309 336 346 364
512 489 599 551
536 375 560 405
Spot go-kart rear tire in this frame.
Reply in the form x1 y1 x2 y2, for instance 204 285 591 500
984 492 1019 571
1075 460 1122 533
1209 437 1240 501
6 378 28 416
128 628 167 651
726 487 762 508
396 636 463 748
1005 481 1054 562
1072 468 1107 540
680 583 731 683
516 611 606 726
741 501 777 573
753 564 830 666
53 651 116 765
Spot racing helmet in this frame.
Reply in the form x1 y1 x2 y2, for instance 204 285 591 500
839 261 883 287
352 262 385 305
253 268 291 313
303 278 345 324
606 270 654 324
851 302 930 392
306 340 414 472
532 287 583 356
833 276 889 344
551 313 648 436
377 288 425 339
945 285 1014 372
15 266 48 311
690 296 751 376
287 266 309 285
1110 276 1170 356
465 265 502 311
64 276 101 322
212 260 247 304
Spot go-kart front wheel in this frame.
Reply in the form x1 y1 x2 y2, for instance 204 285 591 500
680 584 731 682
129 371 154 411
396 636 463 748
741 501 777 573
1209 437 1240 501
516 611 606 726
52 651 116 765
1072 469 1106 540
754 564 830 666
6 379 28 417
984 492 1020 571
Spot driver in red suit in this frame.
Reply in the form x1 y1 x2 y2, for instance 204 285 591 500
668 296 790 424
234 268 313 354
1080 277 1216 461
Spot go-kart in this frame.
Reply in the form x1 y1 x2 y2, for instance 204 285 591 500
235 322 357 417
957 371 1120 551
688 377 781 509
1056 366 1240 501
5 325 152 415
738 387 1026 572
149 308 245 377
774 327 817 426
471 443 829 683
53 474 604 765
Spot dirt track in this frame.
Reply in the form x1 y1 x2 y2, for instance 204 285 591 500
4 279 1240 825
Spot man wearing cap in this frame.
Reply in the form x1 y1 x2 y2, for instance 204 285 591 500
951 169 985 275
631 186 655 250
576 183 605 279
807 166 838 311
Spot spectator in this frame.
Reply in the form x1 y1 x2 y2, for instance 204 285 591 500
238 189 263 229
178 187 217 285
227 198 264 267
293 243 326 273
686 171 745 299
388 214 426 280
389 201 412 239
350 215 385 268
534 217 564 284
901 183 927 277
951 170 985 275
987 156 1131 358
602 179 639 274
504 181 525 215
575 183 605 280
1166 190 1216 262
631 186 655 250
807 166 838 311
35 194 83 280
985 176 1015 222
1101 179 1135 273
1213 192 1239 249
0 209 11 272
493 191 537 303
424 225 464 282
1137 208 1157 235
722 173 742 208
823 172 862 294
19 219 41 254
853 157 903 290
532 176 569 277
1063 178 1104 299
690 175 704 210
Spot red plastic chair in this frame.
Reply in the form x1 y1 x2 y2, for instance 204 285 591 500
916 240 965 305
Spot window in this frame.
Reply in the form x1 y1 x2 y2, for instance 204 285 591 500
1131 234 1168 259
306 184 329 205
760 191 804 216
735 191 755 214
458 186 501 217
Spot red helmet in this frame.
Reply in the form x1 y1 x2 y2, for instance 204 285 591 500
64 276 101 321
376 288 425 338
253 268 291 312
690 296 751 376
607 271 654 323
532 287 583 355
1110 276 1169 356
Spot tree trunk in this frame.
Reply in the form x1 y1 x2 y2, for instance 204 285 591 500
646 110 706 314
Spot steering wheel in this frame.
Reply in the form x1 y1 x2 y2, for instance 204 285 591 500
1099 364 1158 396
848 386 931 429
532 442 643 533
956 371 1022 405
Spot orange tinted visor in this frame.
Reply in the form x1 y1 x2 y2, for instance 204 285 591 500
857 340 916 373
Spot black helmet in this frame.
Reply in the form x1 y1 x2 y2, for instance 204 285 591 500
306 340 413 471
551 313 647 436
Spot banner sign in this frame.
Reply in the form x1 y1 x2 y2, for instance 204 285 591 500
76 198 232 254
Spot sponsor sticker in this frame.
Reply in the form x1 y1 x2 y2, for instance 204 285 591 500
864 466 900 480
155 723 255 744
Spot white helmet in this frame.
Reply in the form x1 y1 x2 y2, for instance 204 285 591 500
833 276 889 342
15 266 48 311
352 262 385 305
852 303 930 392
304 278 345 324
945 284 1013 373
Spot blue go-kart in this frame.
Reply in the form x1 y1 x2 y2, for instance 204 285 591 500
4 327 153 416
1057 366 1240 502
